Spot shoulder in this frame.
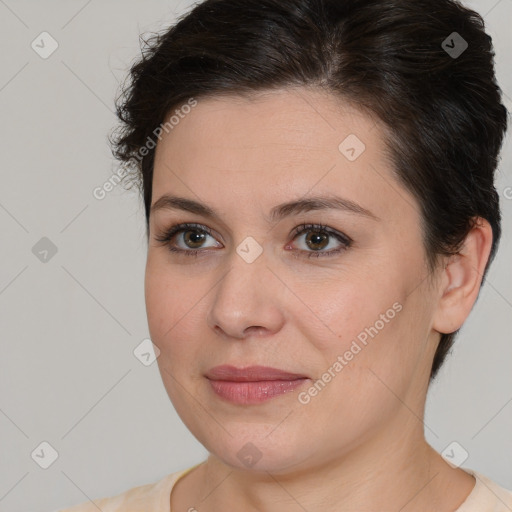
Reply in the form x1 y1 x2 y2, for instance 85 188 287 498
54 467 192 512
457 469 512 512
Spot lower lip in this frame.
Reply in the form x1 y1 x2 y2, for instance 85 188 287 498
208 378 308 404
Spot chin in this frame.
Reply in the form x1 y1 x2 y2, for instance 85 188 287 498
201 427 315 474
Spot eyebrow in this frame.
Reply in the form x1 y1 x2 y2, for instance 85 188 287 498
150 194 380 223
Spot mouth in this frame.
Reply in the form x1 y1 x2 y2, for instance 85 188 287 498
205 365 310 404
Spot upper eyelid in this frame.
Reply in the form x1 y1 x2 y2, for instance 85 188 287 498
160 222 350 246
291 223 350 239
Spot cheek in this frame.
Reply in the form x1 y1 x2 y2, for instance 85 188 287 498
290 270 403 350
145 259 192 352
321 285 432 408
293 264 425 381
145 265 173 341
145 264 204 413
145 258 212 370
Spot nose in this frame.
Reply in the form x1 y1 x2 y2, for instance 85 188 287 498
206 248 285 341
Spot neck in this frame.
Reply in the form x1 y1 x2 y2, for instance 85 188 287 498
188 417 474 512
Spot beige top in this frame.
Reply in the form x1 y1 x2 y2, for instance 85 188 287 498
57 465 512 511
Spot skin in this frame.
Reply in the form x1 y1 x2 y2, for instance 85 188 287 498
144 87 492 512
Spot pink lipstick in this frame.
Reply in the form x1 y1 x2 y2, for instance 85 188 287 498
205 365 309 404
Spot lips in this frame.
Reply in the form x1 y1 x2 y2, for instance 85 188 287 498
205 365 309 404
205 365 307 382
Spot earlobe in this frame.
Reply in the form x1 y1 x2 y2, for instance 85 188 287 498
432 218 493 335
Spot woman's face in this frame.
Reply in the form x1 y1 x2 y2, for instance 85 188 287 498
145 88 442 473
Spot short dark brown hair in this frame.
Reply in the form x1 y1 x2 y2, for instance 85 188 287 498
109 0 509 381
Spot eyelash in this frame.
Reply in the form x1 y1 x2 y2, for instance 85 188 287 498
155 222 352 259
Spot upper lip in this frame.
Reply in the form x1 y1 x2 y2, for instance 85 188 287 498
205 365 308 382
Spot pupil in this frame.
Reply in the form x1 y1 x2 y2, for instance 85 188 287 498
185 231 205 248
307 231 328 250
182 229 330 251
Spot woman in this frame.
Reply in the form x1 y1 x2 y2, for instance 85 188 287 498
60 0 511 510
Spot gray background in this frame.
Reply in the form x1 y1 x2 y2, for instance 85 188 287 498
0 1 510 511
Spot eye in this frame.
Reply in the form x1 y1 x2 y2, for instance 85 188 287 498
154 222 352 258
288 223 352 259
154 223 221 257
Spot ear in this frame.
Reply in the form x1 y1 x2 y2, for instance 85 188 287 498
432 217 494 334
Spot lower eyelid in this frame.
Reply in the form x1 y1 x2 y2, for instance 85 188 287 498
159 223 351 257
176 231 220 250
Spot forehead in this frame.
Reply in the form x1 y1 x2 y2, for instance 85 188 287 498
155 88 377 165
152 88 419 224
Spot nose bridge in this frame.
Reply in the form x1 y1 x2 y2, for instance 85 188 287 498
207 241 284 338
